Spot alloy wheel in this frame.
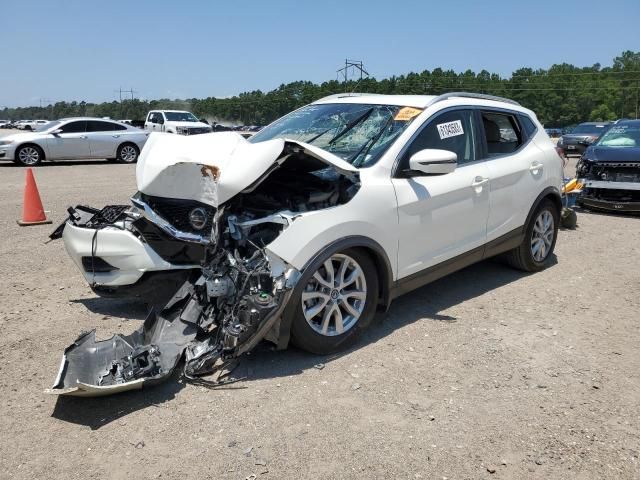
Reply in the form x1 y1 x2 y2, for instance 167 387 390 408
531 210 554 262
120 145 137 162
18 147 40 165
301 253 367 337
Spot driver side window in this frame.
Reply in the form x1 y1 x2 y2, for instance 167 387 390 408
401 109 476 168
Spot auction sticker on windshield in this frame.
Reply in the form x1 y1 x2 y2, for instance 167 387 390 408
394 107 423 121
437 120 464 139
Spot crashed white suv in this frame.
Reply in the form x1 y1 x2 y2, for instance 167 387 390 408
51 93 563 396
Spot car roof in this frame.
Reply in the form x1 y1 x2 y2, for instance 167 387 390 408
311 92 533 115
616 119 640 126
577 121 611 126
151 110 191 113
58 117 123 122
312 93 438 108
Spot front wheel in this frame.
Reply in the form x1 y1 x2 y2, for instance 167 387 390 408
15 145 43 166
116 143 139 164
506 199 559 272
290 249 379 354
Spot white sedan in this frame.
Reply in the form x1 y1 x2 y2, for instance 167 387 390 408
0 117 149 166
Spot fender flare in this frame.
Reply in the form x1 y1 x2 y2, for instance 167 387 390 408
274 235 394 350
525 186 562 228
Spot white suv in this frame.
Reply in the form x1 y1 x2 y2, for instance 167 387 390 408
52 93 563 396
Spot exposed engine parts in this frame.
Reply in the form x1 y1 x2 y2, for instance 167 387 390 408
49 142 358 396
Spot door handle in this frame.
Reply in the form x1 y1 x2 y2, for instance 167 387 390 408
471 177 489 187
79 135 88 139
529 161 543 173
112 135 120 138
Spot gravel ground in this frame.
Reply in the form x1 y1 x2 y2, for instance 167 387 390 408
0 154 638 479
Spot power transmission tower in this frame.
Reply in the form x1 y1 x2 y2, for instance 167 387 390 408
336 59 369 92
118 87 137 102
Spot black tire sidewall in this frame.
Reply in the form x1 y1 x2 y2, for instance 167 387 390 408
290 248 379 355
117 143 139 163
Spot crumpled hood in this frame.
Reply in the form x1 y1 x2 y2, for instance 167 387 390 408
584 146 640 163
136 131 358 206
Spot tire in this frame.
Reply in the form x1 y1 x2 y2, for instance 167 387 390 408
15 144 44 166
290 248 379 354
506 199 559 272
116 143 139 164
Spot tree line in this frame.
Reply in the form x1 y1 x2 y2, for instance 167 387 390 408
3 51 639 128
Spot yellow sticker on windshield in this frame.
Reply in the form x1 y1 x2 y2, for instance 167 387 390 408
394 107 423 121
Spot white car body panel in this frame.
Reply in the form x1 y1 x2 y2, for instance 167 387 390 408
62 222 196 286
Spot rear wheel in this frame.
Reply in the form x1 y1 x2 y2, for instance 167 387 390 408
291 249 378 354
506 199 559 272
15 145 44 166
116 143 139 164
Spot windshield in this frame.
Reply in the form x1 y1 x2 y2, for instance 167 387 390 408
41 120 63 132
249 103 422 167
164 112 199 122
571 124 609 135
595 124 640 148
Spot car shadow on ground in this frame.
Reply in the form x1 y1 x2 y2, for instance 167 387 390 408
70 297 150 320
51 258 549 429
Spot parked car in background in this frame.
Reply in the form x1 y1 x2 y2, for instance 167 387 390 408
557 122 611 155
0 117 149 166
577 119 640 213
144 110 212 135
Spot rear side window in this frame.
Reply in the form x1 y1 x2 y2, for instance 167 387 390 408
400 109 476 167
480 111 522 156
86 121 116 132
60 121 86 133
113 123 127 131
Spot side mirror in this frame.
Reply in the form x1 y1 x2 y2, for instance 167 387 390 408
407 149 457 176
51 128 63 136
157 118 165 125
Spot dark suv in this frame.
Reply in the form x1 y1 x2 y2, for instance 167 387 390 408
558 122 611 155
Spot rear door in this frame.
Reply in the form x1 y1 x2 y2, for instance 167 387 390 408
391 108 490 279
86 120 126 158
47 120 90 159
479 110 545 240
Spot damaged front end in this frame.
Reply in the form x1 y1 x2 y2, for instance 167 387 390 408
49 132 358 396
577 156 640 213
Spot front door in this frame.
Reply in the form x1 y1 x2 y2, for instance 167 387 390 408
391 108 490 279
47 120 90 159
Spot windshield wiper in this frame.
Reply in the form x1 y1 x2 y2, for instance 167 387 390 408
304 107 375 146
349 114 393 166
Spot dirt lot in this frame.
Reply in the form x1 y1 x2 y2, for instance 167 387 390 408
0 155 638 479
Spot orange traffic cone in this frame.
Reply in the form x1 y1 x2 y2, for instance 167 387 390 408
17 168 52 226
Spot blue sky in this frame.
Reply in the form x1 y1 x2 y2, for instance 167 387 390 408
2 0 638 107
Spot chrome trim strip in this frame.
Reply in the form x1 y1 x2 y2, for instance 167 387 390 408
580 180 640 191
130 197 210 245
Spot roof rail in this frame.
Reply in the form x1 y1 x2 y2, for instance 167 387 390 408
427 92 521 107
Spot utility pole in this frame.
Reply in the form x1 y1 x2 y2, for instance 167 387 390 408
336 59 369 92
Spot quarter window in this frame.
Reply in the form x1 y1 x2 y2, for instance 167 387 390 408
480 112 522 156
400 109 476 169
